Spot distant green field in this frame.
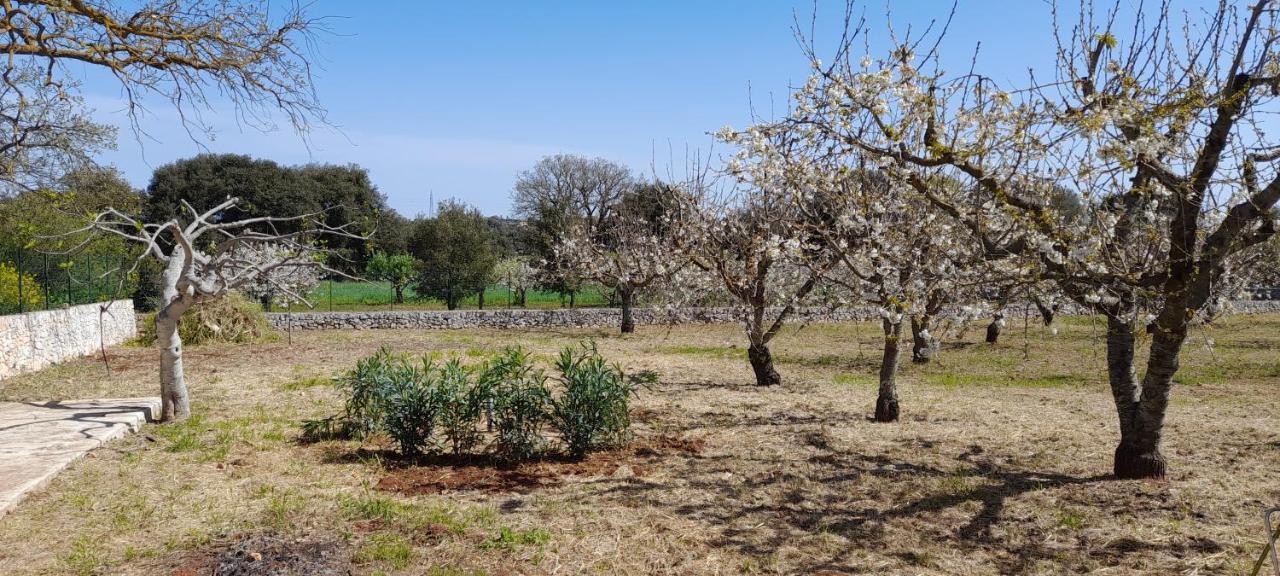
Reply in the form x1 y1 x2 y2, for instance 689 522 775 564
268 281 609 312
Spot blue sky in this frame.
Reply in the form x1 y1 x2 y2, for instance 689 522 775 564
82 1 1063 217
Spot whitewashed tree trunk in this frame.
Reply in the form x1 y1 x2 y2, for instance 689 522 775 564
156 253 193 421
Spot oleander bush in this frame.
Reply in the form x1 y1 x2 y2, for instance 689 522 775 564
305 342 635 462
551 341 633 458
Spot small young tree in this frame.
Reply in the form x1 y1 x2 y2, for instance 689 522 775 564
366 252 415 304
410 200 498 310
492 256 535 307
558 183 684 333
73 198 354 421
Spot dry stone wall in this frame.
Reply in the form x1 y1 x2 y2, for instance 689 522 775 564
265 300 1280 332
0 300 136 380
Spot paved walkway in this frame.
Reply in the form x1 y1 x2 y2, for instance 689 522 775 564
0 398 159 516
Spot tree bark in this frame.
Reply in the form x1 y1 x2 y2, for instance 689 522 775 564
393 285 404 304
619 288 635 334
1033 297 1056 327
1113 318 1186 479
985 314 1003 344
910 315 937 363
478 288 485 310
569 291 576 308
875 318 902 422
156 255 192 422
747 342 781 386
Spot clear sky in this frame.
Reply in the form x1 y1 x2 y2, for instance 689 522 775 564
79 1 1070 217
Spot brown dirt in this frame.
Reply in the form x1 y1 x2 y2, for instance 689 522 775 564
166 533 350 576
377 434 705 495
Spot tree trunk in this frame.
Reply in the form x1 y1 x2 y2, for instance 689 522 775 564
619 288 635 334
910 315 937 363
478 288 485 310
1113 318 1186 479
569 291 576 308
156 255 193 422
747 342 781 386
985 313 1003 344
394 285 404 304
875 318 902 422
1033 297 1056 327
518 289 527 307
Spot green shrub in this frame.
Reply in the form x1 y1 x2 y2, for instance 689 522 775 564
380 359 440 457
551 341 634 459
0 262 42 313
435 359 485 455
338 348 404 437
480 347 550 462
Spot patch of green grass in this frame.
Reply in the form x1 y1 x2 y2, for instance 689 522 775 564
354 533 414 569
337 493 492 535
661 345 739 358
271 281 610 312
479 526 551 551
61 535 108 576
281 375 334 390
832 373 875 386
923 372 1087 388
1056 509 1087 531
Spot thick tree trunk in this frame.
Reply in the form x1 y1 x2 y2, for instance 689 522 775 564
1113 319 1186 479
619 288 635 334
156 254 193 422
985 313 1003 344
910 315 937 364
394 285 404 304
747 342 781 386
155 303 192 422
875 318 902 422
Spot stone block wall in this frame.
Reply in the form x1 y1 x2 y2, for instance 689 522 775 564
0 300 137 380
265 300 1280 332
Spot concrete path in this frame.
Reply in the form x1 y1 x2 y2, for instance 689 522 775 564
0 398 159 516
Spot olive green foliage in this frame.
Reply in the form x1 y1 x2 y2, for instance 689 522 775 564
409 200 500 310
364 252 416 303
137 292 277 346
143 154 395 273
480 347 551 462
313 343 633 462
551 342 634 458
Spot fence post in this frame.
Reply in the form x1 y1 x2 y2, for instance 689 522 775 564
43 253 50 310
16 247 24 313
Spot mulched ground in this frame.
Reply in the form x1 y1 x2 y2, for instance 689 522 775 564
376 434 706 495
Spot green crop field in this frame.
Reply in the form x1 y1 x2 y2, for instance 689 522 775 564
268 281 610 312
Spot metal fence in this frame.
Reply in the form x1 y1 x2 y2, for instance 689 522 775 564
0 247 137 315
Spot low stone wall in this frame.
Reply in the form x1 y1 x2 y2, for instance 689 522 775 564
265 300 1280 332
0 300 137 380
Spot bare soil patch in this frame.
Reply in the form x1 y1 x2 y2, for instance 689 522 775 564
168 533 350 576
377 434 705 495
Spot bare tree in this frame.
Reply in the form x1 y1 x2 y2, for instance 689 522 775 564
0 0 327 191
71 198 355 421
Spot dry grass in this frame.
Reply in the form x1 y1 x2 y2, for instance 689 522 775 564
0 314 1277 575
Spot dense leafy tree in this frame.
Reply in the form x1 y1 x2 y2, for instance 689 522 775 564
144 154 397 273
409 201 499 310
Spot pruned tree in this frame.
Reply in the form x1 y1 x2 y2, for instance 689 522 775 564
70 198 355 421
558 182 685 333
789 0 1280 478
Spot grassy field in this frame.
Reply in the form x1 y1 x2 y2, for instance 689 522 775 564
270 281 610 312
0 315 1277 574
